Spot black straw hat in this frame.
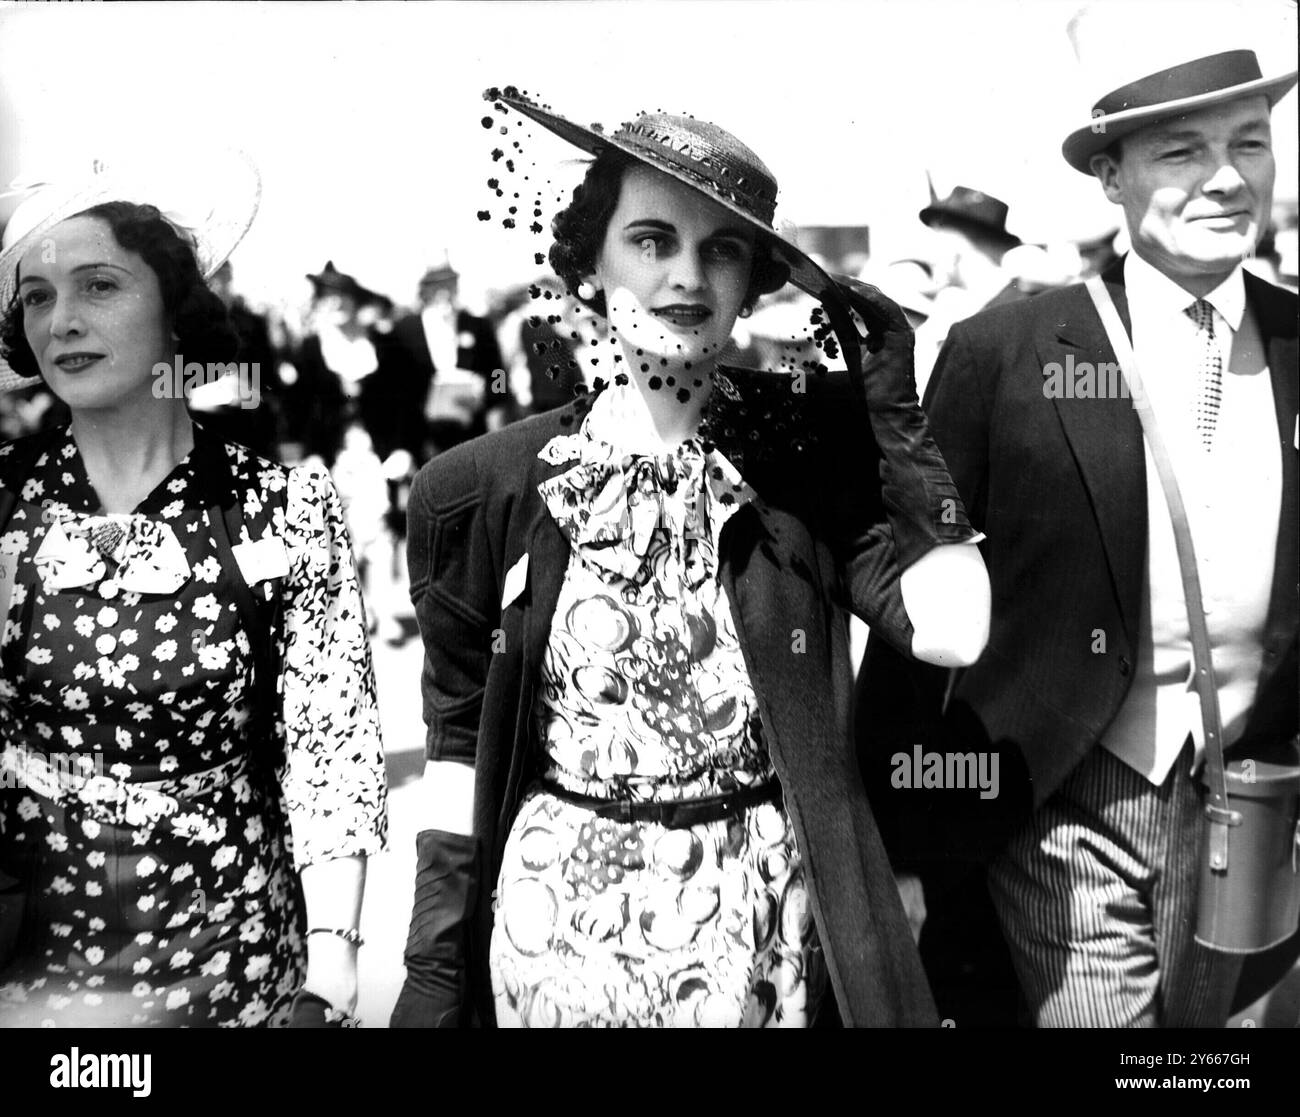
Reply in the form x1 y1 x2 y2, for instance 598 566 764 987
487 87 846 309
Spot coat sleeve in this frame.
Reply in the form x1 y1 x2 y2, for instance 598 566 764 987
406 446 501 764
393 446 500 1028
276 463 388 869
920 322 993 530
793 373 916 656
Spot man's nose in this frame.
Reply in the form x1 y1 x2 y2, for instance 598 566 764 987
1202 155 1248 195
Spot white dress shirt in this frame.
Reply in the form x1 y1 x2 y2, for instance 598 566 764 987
1100 251 1281 784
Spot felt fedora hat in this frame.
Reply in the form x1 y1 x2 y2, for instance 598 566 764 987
919 186 1020 246
0 147 261 392
486 86 847 309
1063 49 1298 174
306 260 368 300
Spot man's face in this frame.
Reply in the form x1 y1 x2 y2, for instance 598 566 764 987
1091 95 1275 288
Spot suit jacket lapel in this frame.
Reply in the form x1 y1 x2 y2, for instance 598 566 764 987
1040 263 1147 646
520 404 589 678
1248 273 1300 649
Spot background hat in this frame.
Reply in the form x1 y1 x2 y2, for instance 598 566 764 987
307 260 369 300
919 184 1020 246
418 256 459 288
0 147 261 391
488 86 849 308
1063 49 1298 173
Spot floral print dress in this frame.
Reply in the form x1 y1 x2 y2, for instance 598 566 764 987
489 386 824 1028
0 426 387 1027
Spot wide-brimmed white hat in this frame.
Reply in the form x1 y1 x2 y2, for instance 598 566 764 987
0 147 261 391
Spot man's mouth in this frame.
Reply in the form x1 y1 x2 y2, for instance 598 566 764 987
52 352 105 372
1193 210 1250 224
652 304 712 328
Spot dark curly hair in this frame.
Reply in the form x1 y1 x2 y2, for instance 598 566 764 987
549 149 790 318
0 201 237 382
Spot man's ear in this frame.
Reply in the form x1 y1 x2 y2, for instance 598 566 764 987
1090 148 1123 204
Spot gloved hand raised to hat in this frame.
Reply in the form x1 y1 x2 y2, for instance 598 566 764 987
831 276 980 570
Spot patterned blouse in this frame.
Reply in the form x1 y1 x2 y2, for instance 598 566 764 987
0 426 386 1026
489 386 824 1028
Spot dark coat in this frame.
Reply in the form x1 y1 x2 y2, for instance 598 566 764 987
390 309 509 450
858 261 1299 1001
406 372 941 1027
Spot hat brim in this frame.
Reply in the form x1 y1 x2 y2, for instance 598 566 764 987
497 93 846 308
494 91 866 380
0 149 261 392
918 205 1021 246
1063 70 1298 174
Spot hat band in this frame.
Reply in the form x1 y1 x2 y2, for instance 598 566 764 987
615 122 778 226
1093 49 1265 117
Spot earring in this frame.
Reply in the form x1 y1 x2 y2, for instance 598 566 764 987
738 306 753 319
577 280 597 301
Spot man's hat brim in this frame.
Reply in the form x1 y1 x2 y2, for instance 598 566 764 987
917 203 1021 246
1063 70 1298 174
495 91 842 308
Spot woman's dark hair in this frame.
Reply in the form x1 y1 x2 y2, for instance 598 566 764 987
0 201 237 381
549 149 790 318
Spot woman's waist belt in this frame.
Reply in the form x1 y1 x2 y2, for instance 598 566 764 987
1 744 248 828
537 777 782 827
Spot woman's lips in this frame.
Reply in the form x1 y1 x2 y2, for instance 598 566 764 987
652 305 712 328
52 353 105 372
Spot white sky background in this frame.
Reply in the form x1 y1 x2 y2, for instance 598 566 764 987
0 0 1295 312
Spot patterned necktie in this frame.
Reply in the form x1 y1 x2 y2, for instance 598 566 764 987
1185 298 1223 450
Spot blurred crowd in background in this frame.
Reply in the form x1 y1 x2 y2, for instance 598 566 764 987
2 181 1296 644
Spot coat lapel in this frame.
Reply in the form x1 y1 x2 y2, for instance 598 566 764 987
518 402 590 678
1039 263 1146 645
1248 273 1300 650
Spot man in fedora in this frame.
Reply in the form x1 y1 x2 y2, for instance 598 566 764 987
859 45 1298 1026
913 184 1021 395
390 260 509 459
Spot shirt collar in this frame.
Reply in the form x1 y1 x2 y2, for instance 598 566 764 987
1124 250 1246 332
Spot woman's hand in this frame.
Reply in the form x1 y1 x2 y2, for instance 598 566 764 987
297 855 366 1019
302 931 360 1017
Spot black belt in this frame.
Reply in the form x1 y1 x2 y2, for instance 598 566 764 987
538 779 782 827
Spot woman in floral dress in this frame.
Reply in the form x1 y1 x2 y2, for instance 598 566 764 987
0 161 387 1027
392 91 991 1029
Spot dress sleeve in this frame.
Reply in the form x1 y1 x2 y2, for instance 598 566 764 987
276 463 388 869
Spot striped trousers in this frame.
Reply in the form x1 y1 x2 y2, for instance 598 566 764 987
988 739 1242 1027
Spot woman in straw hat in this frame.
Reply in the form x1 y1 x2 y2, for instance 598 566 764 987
0 154 387 1027
391 89 990 1029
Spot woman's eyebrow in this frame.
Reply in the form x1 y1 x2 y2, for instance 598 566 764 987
18 261 133 286
623 218 676 233
708 225 753 241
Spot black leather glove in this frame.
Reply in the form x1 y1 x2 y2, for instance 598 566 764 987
832 276 978 569
389 828 480 1029
286 989 359 1028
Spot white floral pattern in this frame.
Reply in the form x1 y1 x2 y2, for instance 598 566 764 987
0 426 387 1027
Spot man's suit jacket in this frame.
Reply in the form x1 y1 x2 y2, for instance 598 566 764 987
395 376 947 1027
391 309 505 399
859 260 1298 866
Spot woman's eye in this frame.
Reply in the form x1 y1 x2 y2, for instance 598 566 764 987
86 277 118 294
637 235 666 262
705 240 749 263
21 289 50 309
